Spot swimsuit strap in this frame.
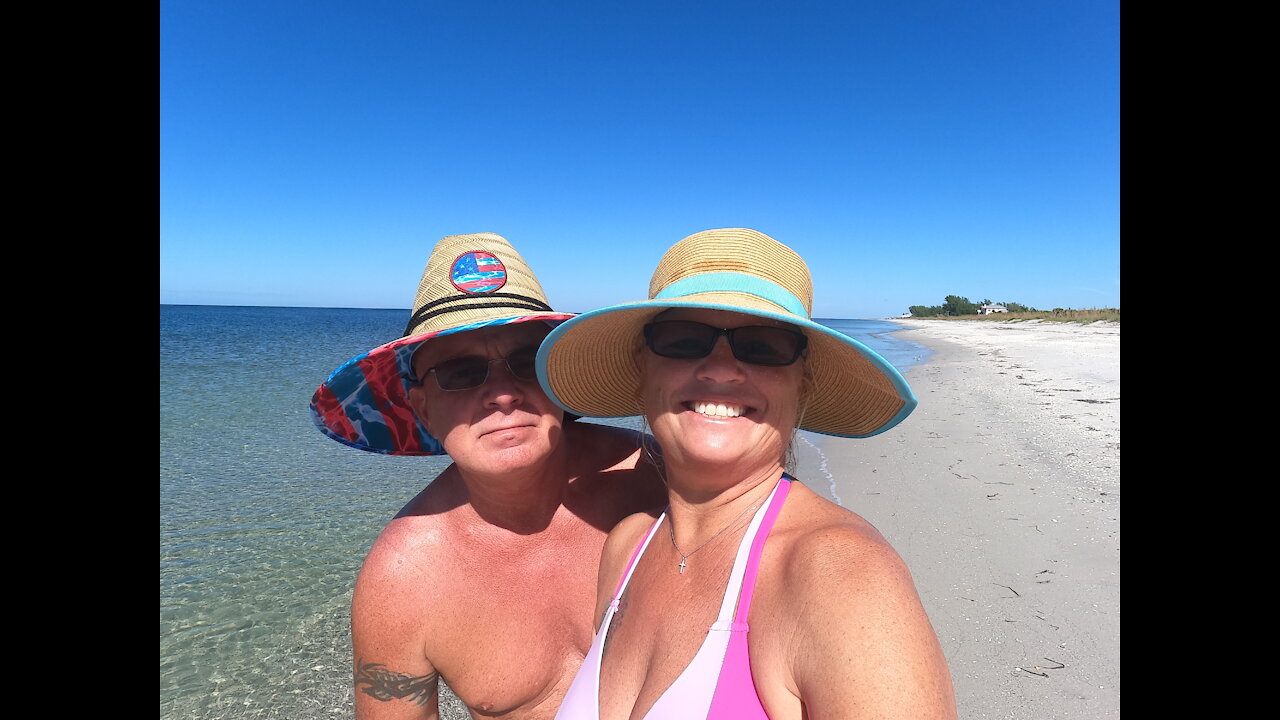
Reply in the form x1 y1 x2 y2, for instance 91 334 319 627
730 473 792 623
708 474 791 623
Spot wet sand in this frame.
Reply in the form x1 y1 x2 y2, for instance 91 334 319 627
796 318 1120 719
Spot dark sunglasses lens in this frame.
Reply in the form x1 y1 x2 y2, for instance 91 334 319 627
433 357 490 390
730 327 804 366
506 347 539 380
645 321 804 366
432 347 542 390
646 322 717 359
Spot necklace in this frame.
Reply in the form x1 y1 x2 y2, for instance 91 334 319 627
666 499 759 574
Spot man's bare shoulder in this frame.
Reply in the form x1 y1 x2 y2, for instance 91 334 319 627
355 468 467 598
350 471 470 720
564 421 646 469
564 422 667 514
388 464 467 521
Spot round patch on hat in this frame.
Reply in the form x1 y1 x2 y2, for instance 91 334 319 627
450 251 508 294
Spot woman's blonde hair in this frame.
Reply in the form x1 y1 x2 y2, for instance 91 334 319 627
784 359 815 471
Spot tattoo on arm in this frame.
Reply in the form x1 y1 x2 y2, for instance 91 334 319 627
355 659 439 705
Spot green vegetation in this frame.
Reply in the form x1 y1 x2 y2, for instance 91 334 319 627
909 296 1033 317
906 296 1119 324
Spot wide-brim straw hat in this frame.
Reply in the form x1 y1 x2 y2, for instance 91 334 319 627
310 232 572 455
536 228 916 438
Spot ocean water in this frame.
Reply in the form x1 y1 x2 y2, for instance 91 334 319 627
813 317 932 372
158 305 928 719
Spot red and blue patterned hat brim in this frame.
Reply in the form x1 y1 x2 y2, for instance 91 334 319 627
309 314 572 456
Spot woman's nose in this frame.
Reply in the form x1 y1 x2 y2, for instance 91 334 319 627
696 336 747 382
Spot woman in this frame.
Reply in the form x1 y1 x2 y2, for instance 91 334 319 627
536 228 956 720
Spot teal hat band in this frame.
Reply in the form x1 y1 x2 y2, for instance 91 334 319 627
654 272 809 318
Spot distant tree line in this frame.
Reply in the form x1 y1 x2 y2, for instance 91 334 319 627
908 295 1036 317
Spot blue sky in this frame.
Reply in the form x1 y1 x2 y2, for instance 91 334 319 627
160 1 1119 319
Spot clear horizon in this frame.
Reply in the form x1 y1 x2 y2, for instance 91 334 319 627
158 301 1112 320
160 1 1120 320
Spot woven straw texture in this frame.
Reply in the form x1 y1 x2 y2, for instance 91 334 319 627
407 232 565 337
541 228 912 438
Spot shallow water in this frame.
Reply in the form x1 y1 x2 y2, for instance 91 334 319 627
159 305 927 719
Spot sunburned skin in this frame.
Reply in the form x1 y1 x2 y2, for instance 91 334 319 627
351 415 667 720
355 660 439 706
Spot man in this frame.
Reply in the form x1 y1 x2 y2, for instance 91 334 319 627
310 233 665 719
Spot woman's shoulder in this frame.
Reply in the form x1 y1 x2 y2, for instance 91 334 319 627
771 481 914 597
758 481 957 717
591 508 665 619
602 508 666 563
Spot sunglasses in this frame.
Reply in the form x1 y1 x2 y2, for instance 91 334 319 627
414 346 540 391
643 320 807 367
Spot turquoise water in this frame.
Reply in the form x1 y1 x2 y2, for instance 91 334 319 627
158 305 928 719
814 317 932 373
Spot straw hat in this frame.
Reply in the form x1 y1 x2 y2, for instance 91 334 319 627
535 228 916 438
310 232 572 455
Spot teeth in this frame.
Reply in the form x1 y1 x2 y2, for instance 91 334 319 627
694 402 744 418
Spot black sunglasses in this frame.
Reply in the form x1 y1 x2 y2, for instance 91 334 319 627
643 321 807 367
413 346 540 391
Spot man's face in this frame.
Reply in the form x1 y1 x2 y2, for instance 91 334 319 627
407 322 564 477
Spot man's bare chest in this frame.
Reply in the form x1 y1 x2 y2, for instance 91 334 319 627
417 530 605 715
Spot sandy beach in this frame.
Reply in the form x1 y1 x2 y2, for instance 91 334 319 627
796 318 1120 719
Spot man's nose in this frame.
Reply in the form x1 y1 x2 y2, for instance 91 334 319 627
482 357 526 405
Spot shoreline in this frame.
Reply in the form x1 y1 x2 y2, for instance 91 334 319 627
795 318 1119 719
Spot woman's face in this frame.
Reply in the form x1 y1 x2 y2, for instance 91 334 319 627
638 307 806 477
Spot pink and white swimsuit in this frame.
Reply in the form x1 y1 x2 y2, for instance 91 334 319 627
556 475 792 720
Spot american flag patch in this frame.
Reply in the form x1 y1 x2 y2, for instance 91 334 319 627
450 251 508 294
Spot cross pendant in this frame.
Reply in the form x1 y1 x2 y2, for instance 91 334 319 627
678 558 687 574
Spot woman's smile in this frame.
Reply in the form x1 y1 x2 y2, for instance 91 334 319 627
688 400 747 419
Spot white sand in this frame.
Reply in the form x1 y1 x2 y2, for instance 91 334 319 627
795 318 1120 719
